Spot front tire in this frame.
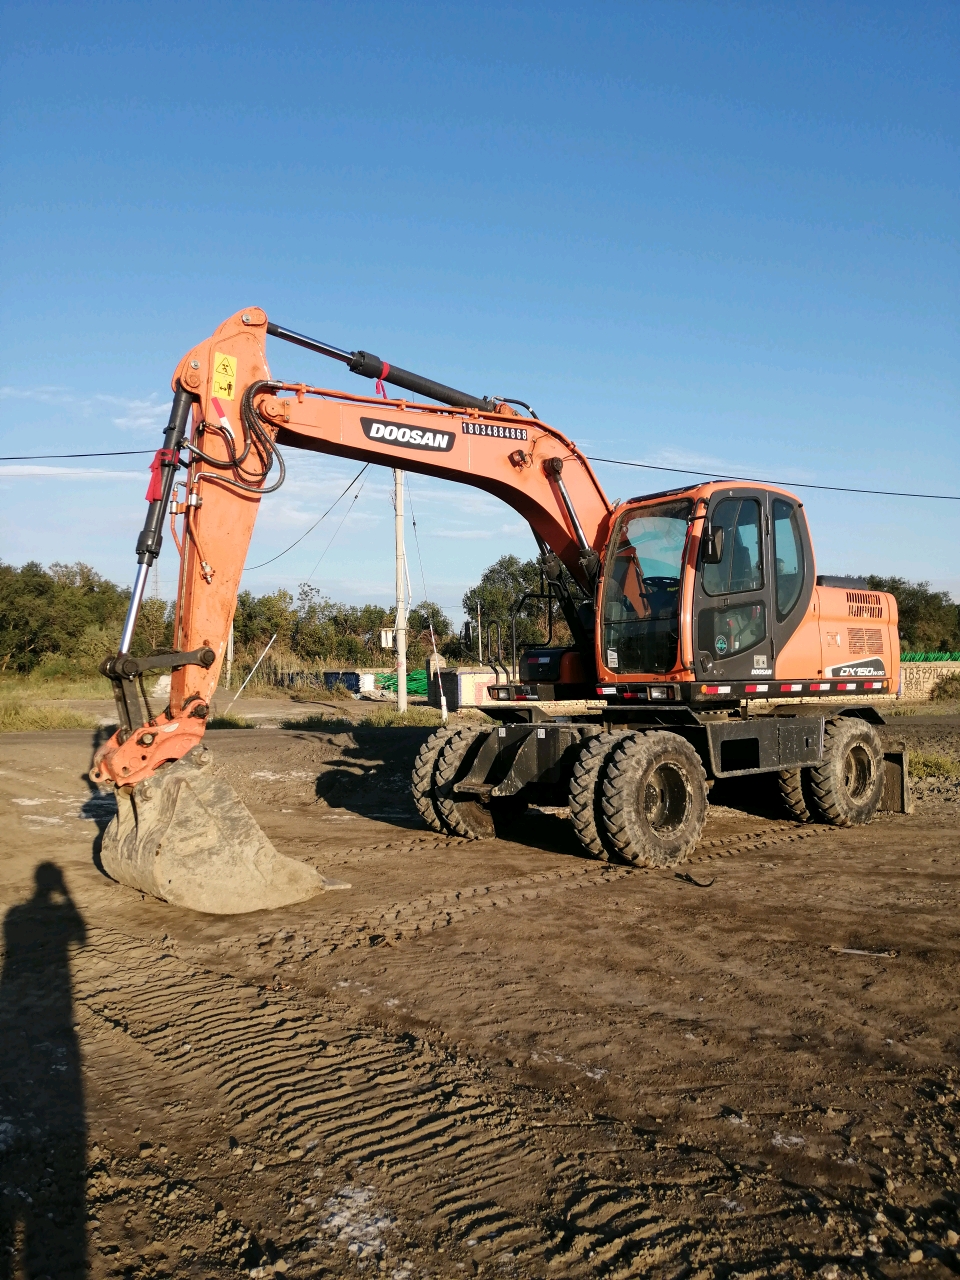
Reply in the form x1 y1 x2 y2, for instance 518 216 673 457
411 727 457 831
568 732 627 860
807 716 884 827
601 731 708 867
778 768 814 823
434 727 495 839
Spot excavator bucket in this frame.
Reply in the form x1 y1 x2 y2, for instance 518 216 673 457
98 746 348 914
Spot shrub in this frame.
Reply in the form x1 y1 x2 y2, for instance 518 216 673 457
930 672 960 703
207 714 255 729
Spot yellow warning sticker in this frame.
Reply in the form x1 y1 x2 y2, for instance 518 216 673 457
212 351 237 401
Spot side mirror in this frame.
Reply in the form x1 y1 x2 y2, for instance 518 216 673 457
462 620 476 651
702 525 724 564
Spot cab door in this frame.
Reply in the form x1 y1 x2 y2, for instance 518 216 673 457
692 489 774 683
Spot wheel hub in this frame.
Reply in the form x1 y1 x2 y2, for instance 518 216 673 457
842 744 874 800
641 762 688 834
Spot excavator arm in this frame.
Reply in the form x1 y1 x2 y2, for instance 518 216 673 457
94 307 611 790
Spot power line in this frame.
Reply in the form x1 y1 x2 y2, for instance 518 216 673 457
244 464 369 571
3 443 957 503
585 456 960 502
0 449 154 460
304 479 367 581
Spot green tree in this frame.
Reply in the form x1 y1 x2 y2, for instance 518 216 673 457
407 600 451 639
0 560 129 673
866 577 960 653
461 554 574 657
135 597 173 653
462 555 541 629
233 588 297 651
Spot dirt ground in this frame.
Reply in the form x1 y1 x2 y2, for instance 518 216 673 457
0 711 958 1280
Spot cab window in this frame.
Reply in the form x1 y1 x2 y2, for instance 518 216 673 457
773 499 804 618
702 498 763 596
601 498 692 674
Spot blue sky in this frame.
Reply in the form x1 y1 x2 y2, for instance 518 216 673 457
1 1 957 622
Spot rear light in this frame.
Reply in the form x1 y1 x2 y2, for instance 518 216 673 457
650 687 667 700
837 682 857 691
744 683 769 693
864 681 883 689
701 685 731 695
811 682 831 691
597 686 616 695
780 683 802 692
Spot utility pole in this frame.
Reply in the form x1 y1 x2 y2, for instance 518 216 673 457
394 469 407 713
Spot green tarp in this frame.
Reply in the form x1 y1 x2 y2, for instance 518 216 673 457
375 670 429 695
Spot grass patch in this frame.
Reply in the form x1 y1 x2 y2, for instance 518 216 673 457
207 714 255 729
0 701 98 732
326 681 356 701
364 706 443 728
280 706 443 732
0 675 112 701
910 752 960 780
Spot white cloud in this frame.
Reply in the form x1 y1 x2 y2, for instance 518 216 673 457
0 465 142 480
0 386 171 433
99 394 170 432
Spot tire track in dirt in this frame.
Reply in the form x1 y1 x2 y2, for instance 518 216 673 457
70 928 760 1276
274 821 835 960
70 929 563 1270
312 862 633 954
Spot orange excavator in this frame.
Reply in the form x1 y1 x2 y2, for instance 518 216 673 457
92 308 907 914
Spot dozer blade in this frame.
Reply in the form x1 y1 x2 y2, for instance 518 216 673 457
98 745 348 914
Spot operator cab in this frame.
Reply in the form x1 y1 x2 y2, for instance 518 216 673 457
597 483 815 705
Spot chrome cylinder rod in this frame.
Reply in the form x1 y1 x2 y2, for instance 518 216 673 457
119 562 151 655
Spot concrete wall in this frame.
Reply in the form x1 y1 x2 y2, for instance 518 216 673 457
428 667 497 711
899 661 960 700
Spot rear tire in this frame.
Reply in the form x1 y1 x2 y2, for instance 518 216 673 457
601 731 708 867
807 716 884 826
778 768 814 823
411 727 457 832
568 732 627 860
434 727 495 839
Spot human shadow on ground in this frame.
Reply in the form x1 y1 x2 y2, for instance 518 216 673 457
0 863 88 1279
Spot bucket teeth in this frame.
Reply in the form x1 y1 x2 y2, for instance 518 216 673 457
98 746 347 914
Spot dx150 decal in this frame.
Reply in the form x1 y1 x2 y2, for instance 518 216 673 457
361 418 455 452
826 657 887 678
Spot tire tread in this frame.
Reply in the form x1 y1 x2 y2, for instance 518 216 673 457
568 732 625 860
411 727 456 831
